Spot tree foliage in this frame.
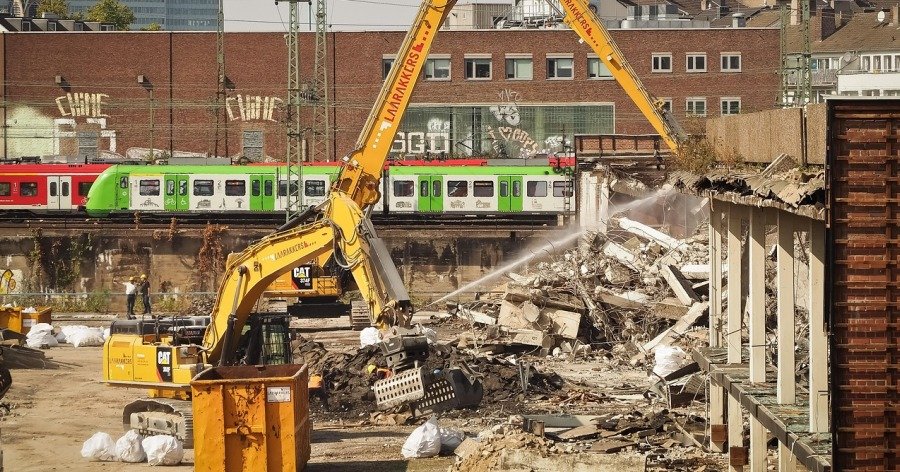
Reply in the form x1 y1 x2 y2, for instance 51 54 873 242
141 22 163 31
85 0 135 31
36 0 69 18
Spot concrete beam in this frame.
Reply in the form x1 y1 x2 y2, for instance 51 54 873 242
749 207 766 384
727 204 745 472
708 202 725 453
777 211 796 472
808 220 828 433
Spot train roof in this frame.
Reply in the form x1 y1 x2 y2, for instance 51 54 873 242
387 165 565 176
0 163 111 174
105 164 341 175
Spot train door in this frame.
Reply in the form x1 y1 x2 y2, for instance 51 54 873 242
250 175 275 211
47 176 73 210
164 174 190 211
417 175 442 213
116 173 130 210
498 176 523 212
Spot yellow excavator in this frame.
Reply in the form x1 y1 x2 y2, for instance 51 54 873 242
102 0 686 450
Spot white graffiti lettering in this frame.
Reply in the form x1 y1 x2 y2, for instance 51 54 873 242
56 92 109 118
391 131 451 154
226 95 283 122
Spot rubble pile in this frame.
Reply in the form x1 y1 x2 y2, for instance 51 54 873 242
450 215 711 366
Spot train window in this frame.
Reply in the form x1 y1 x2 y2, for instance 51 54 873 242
499 181 509 197
553 181 573 197
49 181 57 197
193 180 214 196
278 180 300 197
526 181 547 197
119 176 128 189
139 180 160 196
264 180 273 197
432 180 441 197
394 180 414 197
62 182 69 197
473 181 494 197
78 182 92 197
225 180 246 197
179 181 188 196
20 182 38 197
0 183 10 196
447 180 467 197
513 180 521 197
420 180 429 197
251 180 261 197
166 180 176 196
305 180 326 197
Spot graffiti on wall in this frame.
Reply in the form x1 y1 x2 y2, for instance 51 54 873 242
56 92 110 118
0 269 23 294
392 117 451 154
486 89 539 158
226 95 283 122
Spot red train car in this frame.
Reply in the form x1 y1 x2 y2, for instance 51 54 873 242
0 164 110 212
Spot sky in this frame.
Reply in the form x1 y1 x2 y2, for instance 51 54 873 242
223 0 513 32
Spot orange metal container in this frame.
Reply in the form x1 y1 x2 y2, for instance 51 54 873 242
190 364 311 472
0 306 51 335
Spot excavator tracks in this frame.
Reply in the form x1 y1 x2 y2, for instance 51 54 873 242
123 398 194 448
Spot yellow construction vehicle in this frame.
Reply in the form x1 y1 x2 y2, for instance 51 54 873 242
102 0 686 454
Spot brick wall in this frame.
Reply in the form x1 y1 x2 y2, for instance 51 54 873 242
0 27 779 161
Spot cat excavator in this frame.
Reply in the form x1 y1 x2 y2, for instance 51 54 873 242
102 0 686 451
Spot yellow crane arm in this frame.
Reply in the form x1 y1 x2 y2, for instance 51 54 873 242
554 0 686 151
335 0 457 210
201 194 410 365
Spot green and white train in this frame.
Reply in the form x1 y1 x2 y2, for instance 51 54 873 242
84 161 575 218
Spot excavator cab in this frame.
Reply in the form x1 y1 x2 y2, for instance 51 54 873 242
233 314 292 366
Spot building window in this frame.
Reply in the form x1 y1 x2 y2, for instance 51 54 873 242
721 53 741 72
447 180 468 197
305 180 327 197
547 56 574 79
527 181 548 197
659 98 673 113
686 97 707 117
465 57 492 80
721 98 741 115
652 53 672 72
473 181 494 197
139 180 160 196
47 22 57 31
587 57 612 79
20 21 31 32
393 180 415 197
424 58 451 80
686 53 707 72
382 56 395 80
225 180 246 196
505 56 533 80
193 180 214 196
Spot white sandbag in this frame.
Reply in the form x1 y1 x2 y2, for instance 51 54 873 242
27 323 53 338
401 417 441 459
68 327 105 347
103 327 111 341
359 327 381 348
141 435 184 466
22 306 37 314
438 426 465 453
652 345 689 379
26 324 58 349
116 430 146 463
81 432 117 462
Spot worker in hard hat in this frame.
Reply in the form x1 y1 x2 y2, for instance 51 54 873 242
138 274 151 315
122 276 137 319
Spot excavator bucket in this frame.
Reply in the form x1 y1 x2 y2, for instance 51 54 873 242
373 365 483 416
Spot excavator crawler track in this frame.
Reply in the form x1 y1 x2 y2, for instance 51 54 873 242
123 398 194 448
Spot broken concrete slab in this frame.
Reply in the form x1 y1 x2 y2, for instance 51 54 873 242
602 241 642 272
642 302 709 352
503 284 585 312
679 263 710 280
522 301 541 323
554 424 600 440
652 298 690 320
590 438 637 453
544 308 581 340
510 329 553 348
498 300 533 330
454 437 481 460
618 217 682 251
661 265 701 305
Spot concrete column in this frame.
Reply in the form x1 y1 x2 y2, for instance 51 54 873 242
777 211 796 472
748 207 767 470
808 219 828 433
708 202 725 453
597 175 610 233
727 204 744 472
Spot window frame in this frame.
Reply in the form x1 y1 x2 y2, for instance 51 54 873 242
686 97 708 117
0 182 10 197
473 180 494 197
651 53 673 73
721 53 742 72
686 53 707 73
546 55 574 80
424 56 451 81
552 181 574 198
382 55 396 80
193 179 215 197
464 56 492 80
505 54 534 80
139 179 160 197
720 97 741 116
587 55 613 80
393 180 415 197
78 181 92 197
659 98 673 113
526 181 548 198
225 179 246 197
447 180 469 197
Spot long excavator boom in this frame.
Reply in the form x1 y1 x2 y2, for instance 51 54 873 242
551 0 686 151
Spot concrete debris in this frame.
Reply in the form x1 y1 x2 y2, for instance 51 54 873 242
660 265 701 306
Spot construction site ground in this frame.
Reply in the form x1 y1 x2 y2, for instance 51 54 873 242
1 312 724 471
